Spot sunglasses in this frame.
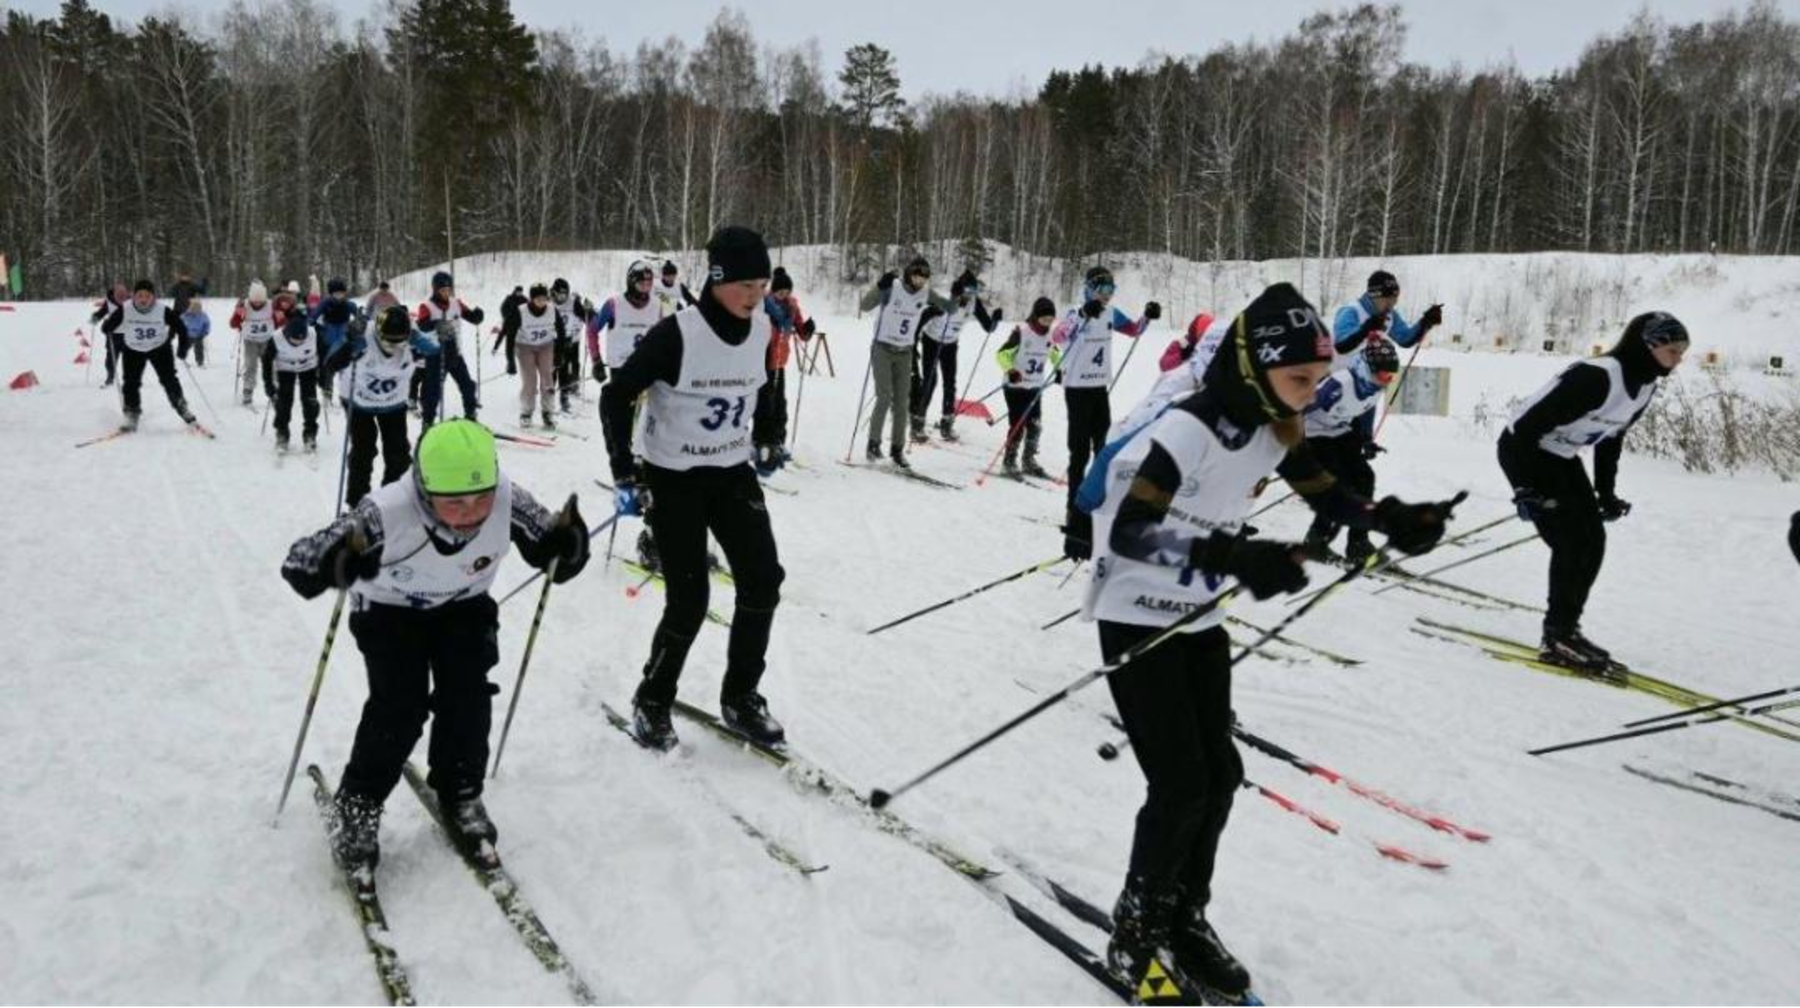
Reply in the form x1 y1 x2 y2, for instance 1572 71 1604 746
1090 282 1116 296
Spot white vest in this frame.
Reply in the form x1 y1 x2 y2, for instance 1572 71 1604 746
1006 326 1055 389
1082 407 1285 630
1508 357 1656 459
929 301 976 345
354 475 514 610
654 279 686 313
1062 310 1120 388
873 284 930 349
636 308 769 470
605 295 663 368
340 339 418 410
118 301 171 353
1304 368 1382 438
421 299 463 345
272 330 319 373
551 295 581 337
516 304 558 348
238 301 277 344
1109 316 1233 441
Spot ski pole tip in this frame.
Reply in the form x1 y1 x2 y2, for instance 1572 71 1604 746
868 788 893 809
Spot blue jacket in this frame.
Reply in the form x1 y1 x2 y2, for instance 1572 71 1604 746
1333 294 1422 353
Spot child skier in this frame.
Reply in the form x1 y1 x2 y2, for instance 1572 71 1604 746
993 297 1062 478
230 281 280 407
549 278 589 414
753 266 813 474
912 268 1002 442
326 305 442 507
100 280 197 432
500 283 566 429
1299 339 1400 565
417 271 486 424
178 298 212 368
587 259 666 436
268 306 327 452
858 257 950 469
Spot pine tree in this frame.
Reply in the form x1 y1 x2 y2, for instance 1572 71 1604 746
838 43 905 133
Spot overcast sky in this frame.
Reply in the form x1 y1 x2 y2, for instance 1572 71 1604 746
13 0 1798 99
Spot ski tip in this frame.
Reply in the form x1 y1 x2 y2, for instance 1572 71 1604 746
868 788 893 809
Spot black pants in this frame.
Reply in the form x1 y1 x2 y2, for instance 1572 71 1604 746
346 408 412 507
274 369 320 438
178 335 206 366
342 595 501 804
1002 386 1043 459
1305 432 1376 547
752 367 788 448
1102 621 1242 907
424 337 478 423
554 336 580 407
1498 432 1604 629
914 337 959 419
121 342 186 415
104 331 124 382
637 463 785 704
1064 385 1111 539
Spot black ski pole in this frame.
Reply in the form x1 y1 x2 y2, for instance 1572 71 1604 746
1041 607 1079 630
1620 684 1800 729
497 511 621 606
1289 508 1511 606
867 555 1065 635
870 595 1230 810
273 517 364 824
1247 488 1296 520
490 498 576 777
1370 531 1539 596
1529 697 1800 757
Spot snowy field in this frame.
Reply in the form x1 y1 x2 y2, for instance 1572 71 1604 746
1 254 1797 1004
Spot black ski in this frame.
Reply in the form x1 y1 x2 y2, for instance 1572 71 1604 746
399 764 600 1003
306 765 416 1006
1623 765 1800 823
835 458 963 490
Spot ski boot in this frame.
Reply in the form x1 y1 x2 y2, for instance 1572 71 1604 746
327 789 384 873
1106 877 1189 1005
636 529 661 574
1169 899 1252 999
303 431 319 453
1301 526 1340 564
865 439 883 462
937 417 960 442
721 691 786 749
890 445 913 470
754 445 778 478
1022 455 1051 479
440 793 499 861
519 412 533 428
1540 625 1619 678
118 410 141 433
240 390 253 407
630 694 679 752
275 429 291 452
1343 531 1376 569
909 414 929 443
541 410 557 430
1003 449 1022 478
175 400 198 425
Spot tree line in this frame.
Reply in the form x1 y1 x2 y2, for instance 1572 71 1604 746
3 0 1798 299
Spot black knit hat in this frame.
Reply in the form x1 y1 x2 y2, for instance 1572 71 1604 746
661 260 679 276
1240 282 1332 373
705 226 772 285
380 305 411 337
1030 296 1057 321
327 277 347 294
770 267 793 293
1366 270 1399 298
529 283 549 300
134 279 155 294
905 256 931 278
551 277 569 294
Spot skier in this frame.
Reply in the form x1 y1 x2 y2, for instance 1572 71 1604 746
1079 282 1459 1001
308 277 363 358
600 225 786 751
365 280 400 318
586 259 665 438
1498 311 1689 671
280 418 591 872
229 281 280 407
993 297 1062 478
326 305 442 507
91 281 128 386
548 278 589 414
1331 269 1441 363
100 280 196 432
858 256 950 469
501 283 566 429
417 271 486 424
267 303 327 452
178 297 212 367
911 269 1002 442
1052 265 1160 559
653 259 698 313
169 270 205 361
753 266 813 474
1299 339 1401 566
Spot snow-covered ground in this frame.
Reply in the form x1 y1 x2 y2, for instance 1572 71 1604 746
2 257 1796 1004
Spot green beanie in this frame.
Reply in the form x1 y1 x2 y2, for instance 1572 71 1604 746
415 419 498 495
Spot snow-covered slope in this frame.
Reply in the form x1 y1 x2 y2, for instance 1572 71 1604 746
1 271 1796 1004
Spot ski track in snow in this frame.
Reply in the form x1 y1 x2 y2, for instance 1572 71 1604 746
3 277 1797 1004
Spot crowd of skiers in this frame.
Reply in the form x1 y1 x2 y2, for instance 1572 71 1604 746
97 231 1800 1006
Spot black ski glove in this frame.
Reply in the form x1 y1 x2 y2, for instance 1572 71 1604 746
1007 369 1023 384
1192 533 1308 600
1358 312 1388 337
877 271 897 292
992 308 1004 324
542 496 591 584
1144 301 1162 321
1513 488 1555 522
1597 494 1631 522
1081 299 1105 320
1361 441 1387 461
801 318 816 338
1419 303 1444 329
591 360 607 384
1373 491 1465 555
